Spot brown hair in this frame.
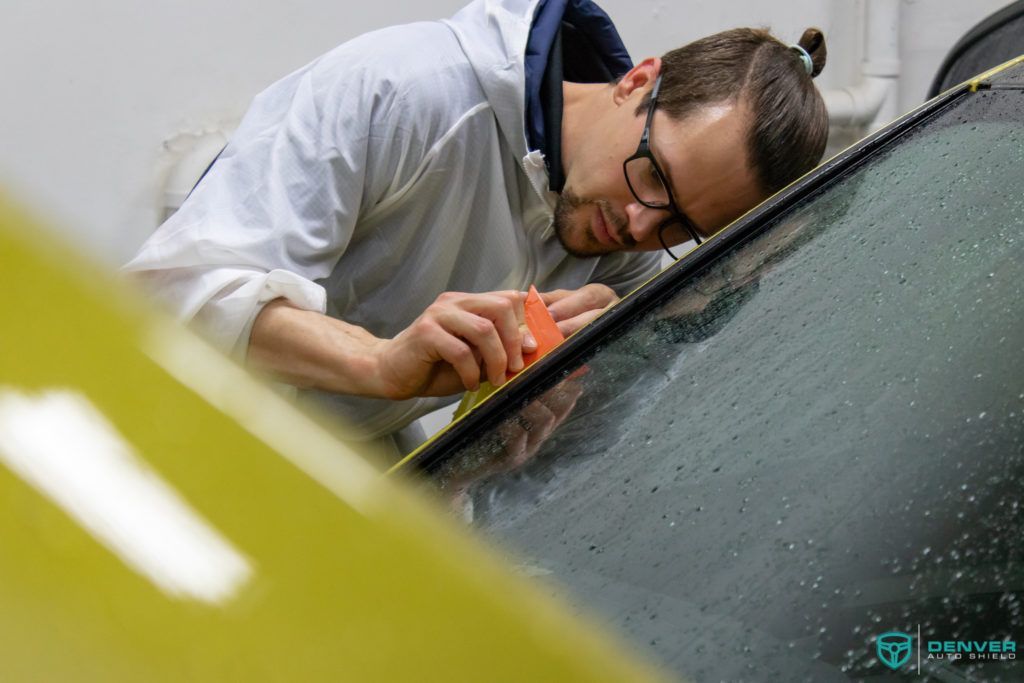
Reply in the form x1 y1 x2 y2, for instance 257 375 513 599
638 28 829 196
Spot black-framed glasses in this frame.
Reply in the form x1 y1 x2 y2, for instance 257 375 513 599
623 74 703 260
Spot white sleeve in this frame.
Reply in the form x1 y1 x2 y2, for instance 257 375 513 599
124 55 385 359
589 251 664 297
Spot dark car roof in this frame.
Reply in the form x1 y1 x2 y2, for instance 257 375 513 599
928 1 1024 98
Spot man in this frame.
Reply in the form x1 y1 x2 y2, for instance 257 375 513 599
125 0 828 456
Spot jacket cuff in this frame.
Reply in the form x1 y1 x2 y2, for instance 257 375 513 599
241 268 327 357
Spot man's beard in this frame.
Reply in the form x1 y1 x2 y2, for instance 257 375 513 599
552 189 627 258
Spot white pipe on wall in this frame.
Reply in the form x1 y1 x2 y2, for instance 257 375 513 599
823 0 901 132
160 129 232 223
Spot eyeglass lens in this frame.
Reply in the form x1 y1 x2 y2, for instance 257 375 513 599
625 156 671 208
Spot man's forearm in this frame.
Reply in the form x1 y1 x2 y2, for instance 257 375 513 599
249 289 547 401
248 298 387 397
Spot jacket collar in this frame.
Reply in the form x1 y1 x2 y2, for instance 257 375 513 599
524 0 633 191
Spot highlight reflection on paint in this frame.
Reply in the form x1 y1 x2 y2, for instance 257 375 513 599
0 388 252 604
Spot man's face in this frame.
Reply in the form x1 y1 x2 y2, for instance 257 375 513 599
555 91 765 258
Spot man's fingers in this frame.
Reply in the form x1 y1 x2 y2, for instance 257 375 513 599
555 308 606 337
541 284 618 322
538 289 573 306
428 328 482 391
436 310 509 387
538 289 574 320
459 291 527 374
520 323 538 353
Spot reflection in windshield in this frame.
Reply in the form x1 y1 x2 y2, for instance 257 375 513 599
428 90 1024 680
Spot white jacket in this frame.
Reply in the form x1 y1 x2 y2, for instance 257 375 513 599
125 0 661 450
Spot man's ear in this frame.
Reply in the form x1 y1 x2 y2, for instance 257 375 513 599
612 57 662 106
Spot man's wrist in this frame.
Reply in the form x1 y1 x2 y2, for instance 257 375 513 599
340 337 397 399
319 321 392 398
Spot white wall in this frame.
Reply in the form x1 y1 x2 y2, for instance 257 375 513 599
0 0 1010 266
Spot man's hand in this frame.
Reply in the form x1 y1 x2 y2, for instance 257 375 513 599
249 291 538 400
371 291 538 399
539 283 619 337
249 284 612 401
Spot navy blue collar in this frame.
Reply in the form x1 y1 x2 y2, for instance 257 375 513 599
524 0 633 192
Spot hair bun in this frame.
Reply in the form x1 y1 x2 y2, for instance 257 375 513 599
797 28 827 78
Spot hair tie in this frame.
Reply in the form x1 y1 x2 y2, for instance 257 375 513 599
789 44 813 76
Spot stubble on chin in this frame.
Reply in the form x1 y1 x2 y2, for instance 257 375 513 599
553 188 608 258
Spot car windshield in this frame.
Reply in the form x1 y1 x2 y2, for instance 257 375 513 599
418 84 1024 680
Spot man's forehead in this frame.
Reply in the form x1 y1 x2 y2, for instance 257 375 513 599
652 102 749 176
652 103 761 230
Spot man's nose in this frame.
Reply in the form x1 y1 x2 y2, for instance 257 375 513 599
624 201 664 243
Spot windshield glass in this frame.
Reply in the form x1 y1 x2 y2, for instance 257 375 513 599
425 89 1024 680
